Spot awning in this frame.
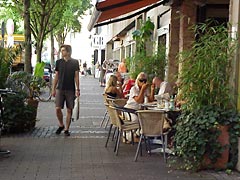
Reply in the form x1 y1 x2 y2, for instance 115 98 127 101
88 0 169 31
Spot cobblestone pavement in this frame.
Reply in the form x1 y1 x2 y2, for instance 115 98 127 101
0 75 240 180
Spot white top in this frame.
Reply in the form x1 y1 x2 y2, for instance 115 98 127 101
158 81 173 95
125 84 149 110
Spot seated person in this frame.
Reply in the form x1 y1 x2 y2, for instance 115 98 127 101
124 72 154 122
104 75 124 99
115 71 124 85
122 75 135 97
152 76 174 96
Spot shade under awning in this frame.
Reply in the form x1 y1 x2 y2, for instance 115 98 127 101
88 0 168 31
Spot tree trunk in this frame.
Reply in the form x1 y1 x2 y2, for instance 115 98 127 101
36 42 44 63
23 0 32 73
50 31 55 66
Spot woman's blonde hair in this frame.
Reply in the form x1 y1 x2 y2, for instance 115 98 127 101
105 75 118 92
136 72 147 81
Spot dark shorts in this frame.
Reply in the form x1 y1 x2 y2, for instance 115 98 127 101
55 89 75 109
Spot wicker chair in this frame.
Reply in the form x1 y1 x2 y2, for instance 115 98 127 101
100 94 110 128
134 110 168 162
104 98 128 147
101 94 127 128
107 105 139 155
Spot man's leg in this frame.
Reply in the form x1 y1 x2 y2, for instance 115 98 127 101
55 107 65 134
55 90 65 134
64 90 75 136
56 107 64 127
65 108 72 131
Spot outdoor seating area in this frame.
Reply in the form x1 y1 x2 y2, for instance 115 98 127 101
102 88 179 163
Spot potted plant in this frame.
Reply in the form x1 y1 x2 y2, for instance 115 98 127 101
5 62 46 121
173 20 240 171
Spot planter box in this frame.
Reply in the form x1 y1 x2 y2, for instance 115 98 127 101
237 137 240 171
202 125 229 170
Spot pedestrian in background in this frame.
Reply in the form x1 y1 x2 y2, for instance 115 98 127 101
118 58 127 74
52 44 80 136
95 61 100 78
83 61 87 76
99 59 110 87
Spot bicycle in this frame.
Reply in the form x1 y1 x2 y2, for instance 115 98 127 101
33 81 52 102
0 89 16 155
5 72 52 102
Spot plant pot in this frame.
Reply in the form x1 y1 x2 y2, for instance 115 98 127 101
27 98 39 128
202 125 229 169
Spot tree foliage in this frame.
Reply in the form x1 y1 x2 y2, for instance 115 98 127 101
1 0 91 64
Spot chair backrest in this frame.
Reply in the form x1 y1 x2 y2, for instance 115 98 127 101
106 105 121 127
136 110 165 136
103 94 108 104
106 97 127 107
112 98 127 107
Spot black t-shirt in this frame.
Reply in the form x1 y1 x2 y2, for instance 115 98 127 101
55 58 80 91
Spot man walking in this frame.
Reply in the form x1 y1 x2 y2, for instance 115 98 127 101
52 44 80 136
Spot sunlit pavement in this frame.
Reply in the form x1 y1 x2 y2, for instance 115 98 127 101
0 75 240 180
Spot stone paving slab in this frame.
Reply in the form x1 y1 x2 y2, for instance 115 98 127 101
1 137 239 180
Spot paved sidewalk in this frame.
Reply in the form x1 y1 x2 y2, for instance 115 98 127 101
0 75 240 180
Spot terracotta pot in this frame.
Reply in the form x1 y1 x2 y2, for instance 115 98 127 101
27 98 39 122
202 125 229 169
27 98 39 108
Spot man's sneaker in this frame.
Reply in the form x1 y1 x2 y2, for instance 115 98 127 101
55 126 64 134
64 130 70 136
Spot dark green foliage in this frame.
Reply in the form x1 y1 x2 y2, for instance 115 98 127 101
0 47 22 89
2 93 36 133
174 21 240 171
174 106 240 170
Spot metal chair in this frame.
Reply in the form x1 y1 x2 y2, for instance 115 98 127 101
134 110 168 162
107 105 139 155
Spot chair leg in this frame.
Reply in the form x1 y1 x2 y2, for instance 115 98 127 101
112 127 117 141
134 135 143 162
147 138 152 156
144 137 148 154
114 129 119 152
162 134 167 163
131 130 134 145
105 124 112 148
104 116 110 129
115 130 122 156
100 110 107 127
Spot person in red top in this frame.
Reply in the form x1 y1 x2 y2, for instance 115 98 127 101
122 75 135 97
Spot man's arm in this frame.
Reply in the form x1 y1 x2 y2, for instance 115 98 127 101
52 71 59 97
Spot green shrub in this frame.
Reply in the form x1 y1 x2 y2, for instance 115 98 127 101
174 20 240 171
2 93 36 133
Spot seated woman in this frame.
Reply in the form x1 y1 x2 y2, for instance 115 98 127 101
104 75 124 99
124 72 154 122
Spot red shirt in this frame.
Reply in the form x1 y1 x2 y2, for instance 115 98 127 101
123 79 135 96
